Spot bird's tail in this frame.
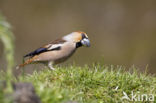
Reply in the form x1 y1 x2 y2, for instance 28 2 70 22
16 58 34 69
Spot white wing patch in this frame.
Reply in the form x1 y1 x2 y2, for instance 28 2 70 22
47 44 63 50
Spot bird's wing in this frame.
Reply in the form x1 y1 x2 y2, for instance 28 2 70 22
24 39 66 58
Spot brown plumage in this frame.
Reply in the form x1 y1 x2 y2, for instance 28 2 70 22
17 56 37 69
16 31 90 70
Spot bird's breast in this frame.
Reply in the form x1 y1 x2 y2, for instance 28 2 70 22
35 42 76 63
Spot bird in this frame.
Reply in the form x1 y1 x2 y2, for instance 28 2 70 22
16 31 90 70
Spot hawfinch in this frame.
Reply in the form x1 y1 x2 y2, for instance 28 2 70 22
17 31 90 70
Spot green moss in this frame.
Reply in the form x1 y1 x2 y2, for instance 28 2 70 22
1 65 153 103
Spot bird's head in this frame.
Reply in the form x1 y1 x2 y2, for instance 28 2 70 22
63 31 90 47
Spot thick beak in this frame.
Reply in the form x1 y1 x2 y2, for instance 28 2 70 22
81 38 90 47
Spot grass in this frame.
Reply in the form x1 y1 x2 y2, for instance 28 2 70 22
0 13 15 71
1 65 156 103
0 13 15 94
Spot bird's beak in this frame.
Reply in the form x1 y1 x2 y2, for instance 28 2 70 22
81 38 90 47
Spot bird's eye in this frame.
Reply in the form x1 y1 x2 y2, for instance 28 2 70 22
81 33 86 39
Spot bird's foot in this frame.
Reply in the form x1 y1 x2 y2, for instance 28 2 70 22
48 62 55 70
49 66 55 70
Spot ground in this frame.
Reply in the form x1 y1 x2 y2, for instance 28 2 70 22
1 64 156 103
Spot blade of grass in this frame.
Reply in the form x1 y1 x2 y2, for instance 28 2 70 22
0 13 15 93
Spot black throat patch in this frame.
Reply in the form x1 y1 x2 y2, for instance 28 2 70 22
76 41 82 48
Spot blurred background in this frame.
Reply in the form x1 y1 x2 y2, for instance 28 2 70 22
0 0 156 73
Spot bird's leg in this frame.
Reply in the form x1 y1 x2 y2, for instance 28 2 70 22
48 62 55 70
